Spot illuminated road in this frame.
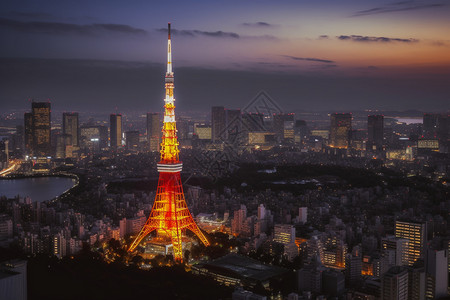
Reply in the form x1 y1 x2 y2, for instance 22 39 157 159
0 160 22 177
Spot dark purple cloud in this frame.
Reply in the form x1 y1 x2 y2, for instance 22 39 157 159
0 11 54 20
0 18 147 35
156 27 239 38
282 55 335 64
337 35 418 43
352 1 445 17
241 22 274 27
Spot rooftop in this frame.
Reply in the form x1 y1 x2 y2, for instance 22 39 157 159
195 253 288 282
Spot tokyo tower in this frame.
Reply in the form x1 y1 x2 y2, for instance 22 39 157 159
128 23 210 262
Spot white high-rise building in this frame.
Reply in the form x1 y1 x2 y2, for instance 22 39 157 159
53 233 67 259
298 207 307 224
257 204 265 220
381 266 409 300
231 205 247 235
274 224 295 245
395 220 426 266
425 246 448 299
382 235 409 266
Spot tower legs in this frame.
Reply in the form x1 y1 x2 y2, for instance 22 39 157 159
128 171 209 263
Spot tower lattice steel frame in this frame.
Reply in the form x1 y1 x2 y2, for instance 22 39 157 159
128 23 210 262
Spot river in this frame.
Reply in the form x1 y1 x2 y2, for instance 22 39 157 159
0 176 76 202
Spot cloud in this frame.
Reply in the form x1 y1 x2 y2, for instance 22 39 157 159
282 55 335 64
0 11 54 20
352 1 445 17
337 35 418 43
0 18 147 35
319 35 329 39
241 22 274 27
157 27 239 38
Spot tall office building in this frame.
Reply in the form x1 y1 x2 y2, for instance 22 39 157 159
425 244 448 299
273 113 295 143
30 102 51 157
62 112 79 147
294 120 309 145
211 106 226 143
193 124 211 140
24 112 33 155
345 246 362 286
381 266 409 300
298 207 308 224
274 224 298 260
423 114 439 139
274 224 295 245
125 130 140 151
407 265 426 300
395 220 426 266
10 125 24 155
55 134 72 159
80 125 108 151
329 113 352 148
109 114 122 149
381 235 409 266
226 109 242 142
231 205 247 235
368 115 384 151
146 112 160 152
423 113 449 142
242 113 265 132
298 256 326 294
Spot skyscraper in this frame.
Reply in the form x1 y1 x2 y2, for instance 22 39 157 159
425 243 448 299
423 114 439 139
62 112 79 147
274 224 295 245
109 114 122 149
381 266 409 300
211 106 226 143
31 102 51 156
381 235 409 266
395 220 426 266
422 113 449 142
329 113 352 148
273 113 295 143
368 115 384 151
24 112 33 155
125 130 140 151
80 125 108 151
226 109 241 142
345 246 362 286
146 112 160 152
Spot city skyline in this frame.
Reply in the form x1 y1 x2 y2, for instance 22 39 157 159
1 0 449 112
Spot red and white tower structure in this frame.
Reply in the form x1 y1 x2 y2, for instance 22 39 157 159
128 23 209 262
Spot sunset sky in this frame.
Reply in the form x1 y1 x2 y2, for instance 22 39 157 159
1 0 449 112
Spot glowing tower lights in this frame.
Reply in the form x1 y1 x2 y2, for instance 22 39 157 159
128 23 209 262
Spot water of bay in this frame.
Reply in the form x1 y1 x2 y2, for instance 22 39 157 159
0 177 76 202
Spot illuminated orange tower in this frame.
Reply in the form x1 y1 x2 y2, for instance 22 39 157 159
128 23 209 262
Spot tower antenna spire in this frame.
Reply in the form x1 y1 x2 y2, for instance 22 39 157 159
168 22 171 39
166 22 172 75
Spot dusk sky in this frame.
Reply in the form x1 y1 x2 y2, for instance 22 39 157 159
1 0 449 113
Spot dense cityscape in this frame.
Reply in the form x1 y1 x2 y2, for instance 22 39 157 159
1 1 450 300
1 91 449 299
